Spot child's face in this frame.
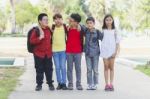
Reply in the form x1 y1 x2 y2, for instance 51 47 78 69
39 16 49 27
69 17 78 27
86 21 95 29
105 17 113 27
54 18 63 26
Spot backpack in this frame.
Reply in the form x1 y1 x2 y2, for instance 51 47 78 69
51 24 68 43
27 27 40 53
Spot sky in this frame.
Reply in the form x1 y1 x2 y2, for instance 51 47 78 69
28 0 40 6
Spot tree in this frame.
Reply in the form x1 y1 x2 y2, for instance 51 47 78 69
15 0 40 33
139 0 150 29
10 0 16 34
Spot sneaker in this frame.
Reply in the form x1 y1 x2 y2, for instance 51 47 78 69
35 85 42 91
109 84 114 91
62 84 68 90
56 83 62 90
49 84 55 91
92 85 97 90
87 85 92 90
104 84 110 91
68 84 73 90
76 85 83 90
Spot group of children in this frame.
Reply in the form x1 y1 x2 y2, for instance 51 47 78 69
28 13 121 92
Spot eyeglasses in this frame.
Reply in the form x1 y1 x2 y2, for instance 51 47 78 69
42 19 48 21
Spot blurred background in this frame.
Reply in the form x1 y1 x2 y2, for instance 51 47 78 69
0 0 150 58
0 0 150 36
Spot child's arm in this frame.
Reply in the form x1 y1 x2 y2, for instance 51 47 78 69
112 30 121 58
111 43 120 58
30 29 43 45
79 24 88 37
80 24 87 33
97 30 103 41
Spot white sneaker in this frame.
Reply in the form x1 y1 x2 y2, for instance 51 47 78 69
92 85 97 90
87 85 92 90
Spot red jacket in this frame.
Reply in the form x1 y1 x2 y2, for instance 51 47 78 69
30 27 52 58
66 28 82 53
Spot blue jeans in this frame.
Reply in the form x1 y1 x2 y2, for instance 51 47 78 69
53 51 66 84
85 55 99 85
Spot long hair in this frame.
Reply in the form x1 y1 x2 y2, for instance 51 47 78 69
102 14 115 29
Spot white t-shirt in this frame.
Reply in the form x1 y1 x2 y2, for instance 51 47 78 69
100 29 121 59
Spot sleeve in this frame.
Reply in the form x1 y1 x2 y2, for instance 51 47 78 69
30 29 42 45
98 30 104 41
80 24 87 33
115 29 121 44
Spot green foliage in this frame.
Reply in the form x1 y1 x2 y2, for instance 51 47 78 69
0 0 149 34
15 0 40 28
136 65 150 77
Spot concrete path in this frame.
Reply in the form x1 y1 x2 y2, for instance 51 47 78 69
9 55 150 99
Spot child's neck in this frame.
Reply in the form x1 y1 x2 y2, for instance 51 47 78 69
107 26 112 30
55 23 63 27
41 25 47 29
71 25 78 29
89 27 95 32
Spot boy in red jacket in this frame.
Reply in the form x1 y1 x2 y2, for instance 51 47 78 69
30 13 54 91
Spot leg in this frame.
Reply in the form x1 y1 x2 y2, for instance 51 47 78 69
34 55 44 86
85 55 93 86
67 53 74 86
44 56 54 85
92 55 99 85
59 51 67 84
103 58 109 85
53 52 61 84
109 58 115 85
60 51 67 90
74 53 82 88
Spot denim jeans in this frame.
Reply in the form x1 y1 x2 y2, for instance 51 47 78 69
67 53 82 87
53 51 66 84
85 55 99 85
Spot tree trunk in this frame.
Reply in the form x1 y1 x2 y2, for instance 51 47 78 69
10 0 16 34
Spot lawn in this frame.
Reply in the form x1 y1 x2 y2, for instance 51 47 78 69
136 65 150 77
0 67 24 99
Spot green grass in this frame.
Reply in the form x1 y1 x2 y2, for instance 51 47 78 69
0 33 26 37
0 67 24 99
136 65 150 77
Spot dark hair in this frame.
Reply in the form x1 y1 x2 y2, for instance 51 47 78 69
86 17 95 23
70 13 81 23
53 13 62 20
38 13 48 22
102 14 115 29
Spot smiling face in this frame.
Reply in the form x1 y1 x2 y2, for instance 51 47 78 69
69 17 78 27
86 20 95 30
54 18 63 26
39 16 49 27
105 16 113 28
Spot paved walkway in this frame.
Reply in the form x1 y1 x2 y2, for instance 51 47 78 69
9 55 150 99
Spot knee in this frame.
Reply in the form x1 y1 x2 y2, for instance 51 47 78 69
55 67 60 71
61 66 66 71
104 65 109 71
87 69 92 73
94 70 98 75
109 66 114 71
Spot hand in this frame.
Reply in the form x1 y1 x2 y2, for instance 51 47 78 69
77 24 81 31
38 26 44 40
111 52 117 58
39 33 44 40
